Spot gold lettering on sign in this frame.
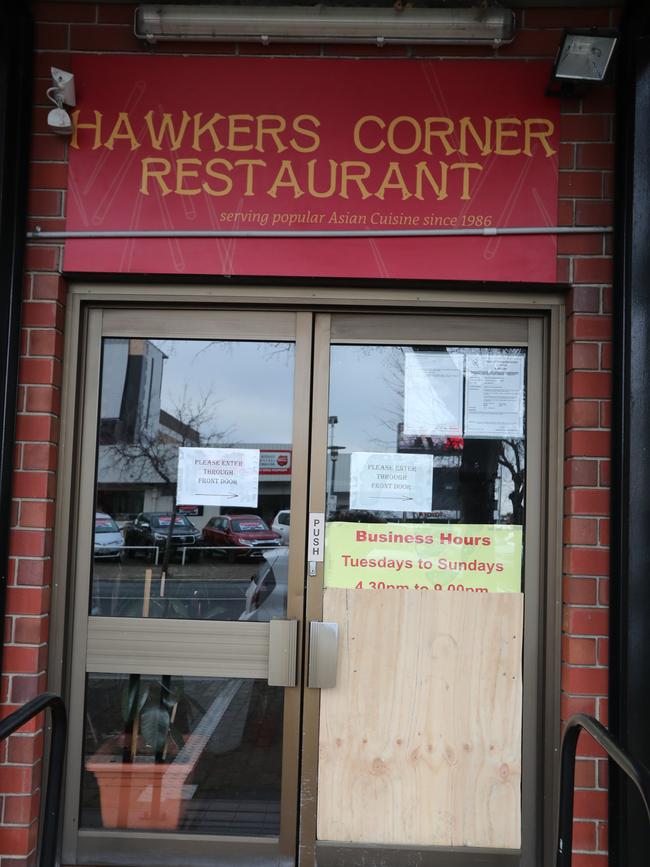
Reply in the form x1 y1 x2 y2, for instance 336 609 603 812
340 162 372 200
387 116 422 156
267 160 304 198
145 110 192 151
256 115 289 154
307 159 338 198
450 163 483 200
191 113 226 153
290 115 321 153
423 118 456 157
140 158 172 195
175 158 202 196
353 116 385 154
203 158 234 196
235 159 266 196
414 162 449 202
523 119 556 157
69 105 556 206
70 110 103 150
458 117 493 157
104 113 140 151
494 118 522 156
227 114 255 151
375 162 412 201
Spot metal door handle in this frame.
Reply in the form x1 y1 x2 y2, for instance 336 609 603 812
308 621 339 689
268 619 298 687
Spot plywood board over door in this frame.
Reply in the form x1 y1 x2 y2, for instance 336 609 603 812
317 589 524 849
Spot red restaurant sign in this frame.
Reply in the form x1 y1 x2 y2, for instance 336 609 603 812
259 450 292 475
64 57 559 282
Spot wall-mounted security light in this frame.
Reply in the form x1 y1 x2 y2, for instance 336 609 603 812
134 5 515 46
547 29 619 97
47 67 76 135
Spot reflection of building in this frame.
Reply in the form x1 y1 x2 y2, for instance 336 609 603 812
97 441 291 529
97 339 197 521
158 410 200 446
99 339 167 445
396 424 522 523
95 339 290 528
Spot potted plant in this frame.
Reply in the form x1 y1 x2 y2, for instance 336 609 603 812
86 556 235 831
85 675 192 830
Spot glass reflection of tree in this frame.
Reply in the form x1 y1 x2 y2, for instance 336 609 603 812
498 439 525 524
458 438 525 524
107 390 228 579
457 347 526 525
458 438 501 523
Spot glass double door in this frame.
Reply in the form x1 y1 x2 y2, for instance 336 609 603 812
63 306 543 867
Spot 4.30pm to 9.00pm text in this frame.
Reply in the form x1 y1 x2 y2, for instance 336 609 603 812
353 580 489 592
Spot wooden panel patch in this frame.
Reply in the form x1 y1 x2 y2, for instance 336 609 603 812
317 588 523 849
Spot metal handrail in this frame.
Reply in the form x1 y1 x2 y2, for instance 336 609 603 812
557 713 650 866
0 693 67 867
1 700 649 867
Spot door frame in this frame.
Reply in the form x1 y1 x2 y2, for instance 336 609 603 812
60 307 315 865
301 310 545 867
49 282 565 867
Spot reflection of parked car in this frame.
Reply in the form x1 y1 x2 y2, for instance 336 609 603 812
271 509 290 544
124 512 201 561
202 514 281 562
115 513 138 531
94 512 124 561
239 549 288 621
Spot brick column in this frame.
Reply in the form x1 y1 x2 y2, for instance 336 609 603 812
558 63 615 867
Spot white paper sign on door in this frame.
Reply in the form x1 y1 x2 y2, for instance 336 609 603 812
176 447 260 507
349 452 433 512
464 353 525 438
403 352 464 436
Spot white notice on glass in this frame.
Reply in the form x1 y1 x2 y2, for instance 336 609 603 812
350 452 433 512
176 447 260 507
464 353 525 438
403 352 464 436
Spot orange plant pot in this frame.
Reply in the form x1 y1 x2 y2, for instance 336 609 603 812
86 756 190 830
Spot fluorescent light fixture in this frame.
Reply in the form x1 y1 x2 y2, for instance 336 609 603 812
135 5 515 46
548 28 618 96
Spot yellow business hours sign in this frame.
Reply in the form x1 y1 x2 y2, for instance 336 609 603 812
324 522 522 593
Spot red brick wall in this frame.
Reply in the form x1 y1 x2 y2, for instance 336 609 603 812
558 28 614 865
0 4 616 865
